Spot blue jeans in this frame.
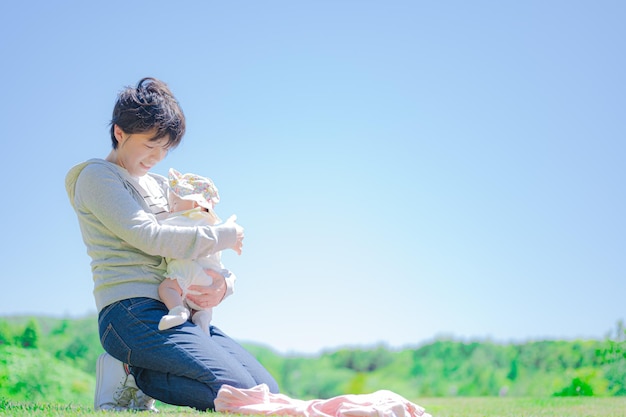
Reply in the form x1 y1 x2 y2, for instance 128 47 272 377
98 297 279 410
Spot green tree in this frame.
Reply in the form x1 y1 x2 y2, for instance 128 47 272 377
507 358 519 381
0 345 94 405
18 319 40 349
597 320 626 395
0 320 14 346
554 377 594 396
329 345 393 372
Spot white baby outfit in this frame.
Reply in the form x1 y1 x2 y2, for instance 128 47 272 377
158 168 235 334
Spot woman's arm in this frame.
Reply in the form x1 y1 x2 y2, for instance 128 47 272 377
75 162 239 260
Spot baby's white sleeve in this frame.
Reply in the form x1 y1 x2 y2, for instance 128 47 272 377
222 269 236 299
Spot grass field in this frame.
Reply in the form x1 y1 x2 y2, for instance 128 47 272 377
422 397 626 417
2 397 626 417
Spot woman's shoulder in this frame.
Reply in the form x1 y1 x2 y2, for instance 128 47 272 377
78 159 127 183
65 159 126 205
66 158 116 188
68 158 119 175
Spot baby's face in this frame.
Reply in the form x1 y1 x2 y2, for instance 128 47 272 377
170 195 196 212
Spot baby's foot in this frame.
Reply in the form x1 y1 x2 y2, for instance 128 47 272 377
192 310 212 334
158 306 190 330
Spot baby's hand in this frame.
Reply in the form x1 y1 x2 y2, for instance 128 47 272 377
225 215 244 255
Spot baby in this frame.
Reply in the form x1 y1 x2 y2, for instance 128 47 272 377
158 168 236 334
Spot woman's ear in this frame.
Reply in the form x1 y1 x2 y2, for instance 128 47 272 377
113 124 126 145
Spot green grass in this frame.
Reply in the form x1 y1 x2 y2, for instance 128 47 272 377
1 397 625 417
421 397 626 417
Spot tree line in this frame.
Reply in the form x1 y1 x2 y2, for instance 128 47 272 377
0 316 624 406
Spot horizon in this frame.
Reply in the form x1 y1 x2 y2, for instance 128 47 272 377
1 312 622 356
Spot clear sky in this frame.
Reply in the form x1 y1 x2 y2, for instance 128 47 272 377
0 1 624 354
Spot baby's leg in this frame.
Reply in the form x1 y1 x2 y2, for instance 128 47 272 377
192 309 213 334
158 279 190 330
159 278 184 310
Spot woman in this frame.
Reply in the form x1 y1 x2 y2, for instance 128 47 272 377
65 77 278 411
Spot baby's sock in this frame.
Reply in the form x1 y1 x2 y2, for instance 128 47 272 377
158 306 191 330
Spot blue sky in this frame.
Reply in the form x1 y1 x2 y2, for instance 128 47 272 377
0 1 624 354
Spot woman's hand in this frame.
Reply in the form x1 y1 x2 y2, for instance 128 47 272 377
225 215 244 255
186 269 227 309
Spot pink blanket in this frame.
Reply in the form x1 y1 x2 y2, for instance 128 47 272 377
215 384 432 417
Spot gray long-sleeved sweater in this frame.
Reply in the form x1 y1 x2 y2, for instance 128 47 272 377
65 159 237 312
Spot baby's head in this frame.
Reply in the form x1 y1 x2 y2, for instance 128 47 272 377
168 168 220 222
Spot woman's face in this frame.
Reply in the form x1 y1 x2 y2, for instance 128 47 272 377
113 125 169 177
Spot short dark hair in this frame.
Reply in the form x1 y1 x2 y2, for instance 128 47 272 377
109 77 186 149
